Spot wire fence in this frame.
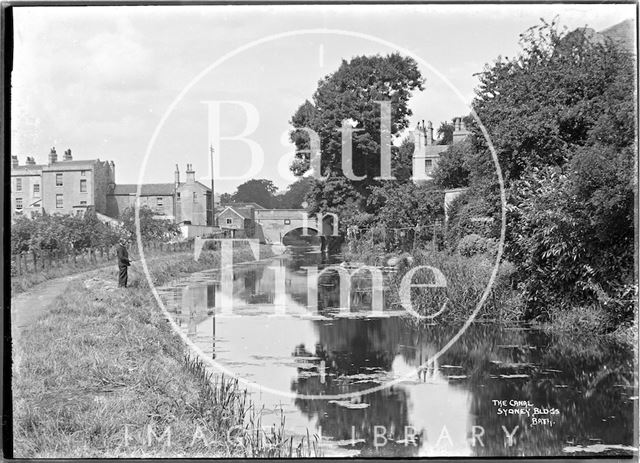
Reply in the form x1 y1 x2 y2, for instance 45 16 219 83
346 222 445 252
10 240 196 277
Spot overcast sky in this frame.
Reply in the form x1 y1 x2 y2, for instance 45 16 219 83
11 4 635 193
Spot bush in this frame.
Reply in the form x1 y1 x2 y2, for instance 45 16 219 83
547 306 611 335
11 210 123 254
457 234 496 257
121 206 181 242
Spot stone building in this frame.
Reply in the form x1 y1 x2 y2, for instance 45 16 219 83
106 163 214 226
107 183 176 219
216 202 264 238
10 148 115 217
412 116 470 183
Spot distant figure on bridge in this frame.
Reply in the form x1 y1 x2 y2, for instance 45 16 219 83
116 238 131 288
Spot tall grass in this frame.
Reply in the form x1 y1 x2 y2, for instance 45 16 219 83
345 242 521 322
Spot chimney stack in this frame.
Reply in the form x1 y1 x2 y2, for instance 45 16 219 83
186 163 195 184
426 121 434 145
452 116 470 144
49 147 57 164
26 156 35 165
175 164 180 187
11 155 18 168
63 148 72 161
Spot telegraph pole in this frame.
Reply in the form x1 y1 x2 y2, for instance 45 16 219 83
210 145 216 228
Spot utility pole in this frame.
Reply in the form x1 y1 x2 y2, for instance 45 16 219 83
210 145 216 228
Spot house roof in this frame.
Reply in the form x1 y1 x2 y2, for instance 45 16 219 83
220 202 266 210
600 19 635 53
42 159 106 171
195 181 212 191
424 145 450 156
11 165 44 174
111 183 175 196
217 206 252 219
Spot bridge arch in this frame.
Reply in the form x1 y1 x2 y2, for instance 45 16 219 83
282 226 320 246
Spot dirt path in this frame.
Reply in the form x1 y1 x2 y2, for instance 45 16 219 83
11 267 107 338
10 253 194 338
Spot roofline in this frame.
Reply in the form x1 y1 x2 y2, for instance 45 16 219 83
216 206 248 220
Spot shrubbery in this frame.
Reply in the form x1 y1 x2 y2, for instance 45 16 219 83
457 234 496 257
11 210 123 254
11 206 182 255
434 21 636 327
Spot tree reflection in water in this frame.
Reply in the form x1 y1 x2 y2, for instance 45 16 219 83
162 247 635 457
290 318 635 457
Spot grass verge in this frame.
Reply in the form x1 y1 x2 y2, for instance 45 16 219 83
13 244 319 457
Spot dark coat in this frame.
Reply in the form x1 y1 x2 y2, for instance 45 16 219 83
116 244 131 268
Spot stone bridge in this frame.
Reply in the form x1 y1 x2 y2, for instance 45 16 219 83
254 209 339 244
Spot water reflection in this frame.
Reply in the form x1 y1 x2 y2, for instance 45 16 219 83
158 246 636 457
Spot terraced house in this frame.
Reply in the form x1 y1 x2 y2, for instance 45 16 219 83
10 147 116 217
106 163 214 227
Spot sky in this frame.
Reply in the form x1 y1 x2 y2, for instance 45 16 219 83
11 4 636 194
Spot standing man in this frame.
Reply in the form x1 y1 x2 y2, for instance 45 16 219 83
116 238 131 288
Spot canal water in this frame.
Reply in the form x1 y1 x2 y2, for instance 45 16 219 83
157 246 636 457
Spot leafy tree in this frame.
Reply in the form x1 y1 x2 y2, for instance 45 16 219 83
231 179 278 208
432 138 473 189
391 137 415 182
219 192 233 204
471 19 634 182
289 53 424 214
460 19 636 323
275 177 315 209
437 121 454 145
121 206 181 242
367 181 444 229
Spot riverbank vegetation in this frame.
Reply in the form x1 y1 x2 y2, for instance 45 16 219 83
12 244 319 458
290 19 636 336
11 206 185 295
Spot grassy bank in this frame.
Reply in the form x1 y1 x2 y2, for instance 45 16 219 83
344 243 521 322
12 246 195 296
344 243 636 344
11 259 117 295
13 244 319 458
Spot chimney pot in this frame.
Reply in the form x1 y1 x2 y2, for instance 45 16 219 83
49 147 58 164
11 155 18 168
186 163 195 183
63 148 72 161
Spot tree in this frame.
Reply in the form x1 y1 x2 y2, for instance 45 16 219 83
462 19 636 323
121 206 181 242
231 179 278 208
471 19 635 182
436 121 454 145
391 136 415 182
289 53 424 215
367 181 444 229
432 138 473 189
275 177 315 209
219 192 233 204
